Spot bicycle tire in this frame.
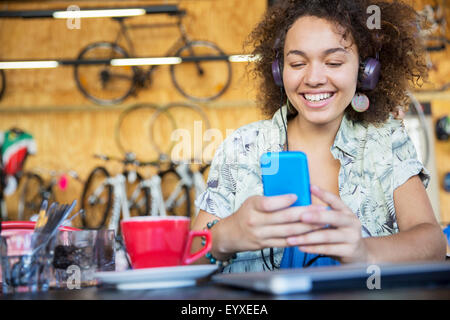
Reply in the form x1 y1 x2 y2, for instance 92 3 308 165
0 70 6 101
125 170 151 217
74 42 137 106
17 172 44 221
148 102 211 159
170 40 232 102
115 103 178 159
159 167 191 218
80 166 113 229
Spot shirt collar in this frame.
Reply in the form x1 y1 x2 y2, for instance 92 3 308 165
332 114 365 159
271 105 288 149
271 106 363 159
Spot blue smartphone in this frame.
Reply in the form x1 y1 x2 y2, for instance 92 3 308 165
260 151 311 207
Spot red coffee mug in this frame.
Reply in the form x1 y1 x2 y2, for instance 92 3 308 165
121 216 212 269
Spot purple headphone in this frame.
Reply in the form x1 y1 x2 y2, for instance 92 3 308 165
271 40 381 90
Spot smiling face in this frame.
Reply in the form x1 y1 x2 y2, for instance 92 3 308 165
283 16 360 126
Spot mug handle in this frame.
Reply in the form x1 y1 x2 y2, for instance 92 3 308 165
181 230 212 265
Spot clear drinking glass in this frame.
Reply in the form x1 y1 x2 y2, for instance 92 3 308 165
52 229 115 289
0 232 56 295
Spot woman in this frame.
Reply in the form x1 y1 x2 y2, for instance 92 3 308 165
192 0 447 272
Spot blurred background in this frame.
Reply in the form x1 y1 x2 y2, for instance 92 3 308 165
0 0 449 239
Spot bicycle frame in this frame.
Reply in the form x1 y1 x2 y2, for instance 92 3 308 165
18 169 83 221
164 163 207 218
74 11 231 104
107 174 131 232
139 174 167 217
111 14 192 81
86 173 131 233
83 154 154 231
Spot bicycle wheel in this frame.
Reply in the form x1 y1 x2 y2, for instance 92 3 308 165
125 171 150 217
0 70 6 101
17 172 44 221
115 103 177 160
160 167 191 217
170 40 232 101
74 42 137 106
149 102 211 160
81 166 113 229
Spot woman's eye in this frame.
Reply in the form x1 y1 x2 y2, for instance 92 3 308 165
291 63 306 68
327 62 343 67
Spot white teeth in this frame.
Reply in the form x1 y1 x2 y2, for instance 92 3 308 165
304 93 333 102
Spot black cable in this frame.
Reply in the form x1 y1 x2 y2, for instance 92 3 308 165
261 89 287 271
280 92 331 269
261 248 272 271
302 251 308 267
269 248 275 268
281 89 289 152
304 254 326 268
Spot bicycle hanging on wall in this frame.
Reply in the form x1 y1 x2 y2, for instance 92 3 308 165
114 102 212 220
73 8 232 105
80 153 153 230
17 168 83 221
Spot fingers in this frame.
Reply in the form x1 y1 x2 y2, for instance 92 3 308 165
298 243 353 258
263 204 328 225
286 228 357 246
252 194 298 212
300 208 355 228
310 185 350 213
260 238 292 248
259 222 327 239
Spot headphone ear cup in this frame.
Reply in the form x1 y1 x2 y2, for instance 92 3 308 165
358 58 381 91
272 58 283 87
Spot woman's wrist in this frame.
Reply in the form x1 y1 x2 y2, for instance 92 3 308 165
208 217 237 262
361 238 376 264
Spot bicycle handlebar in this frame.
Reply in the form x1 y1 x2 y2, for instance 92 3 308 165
94 153 136 164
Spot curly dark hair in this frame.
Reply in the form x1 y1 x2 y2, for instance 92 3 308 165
246 0 429 124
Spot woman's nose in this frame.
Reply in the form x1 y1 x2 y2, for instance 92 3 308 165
304 63 327 87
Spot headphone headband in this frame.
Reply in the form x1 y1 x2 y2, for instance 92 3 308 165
272 58 284 87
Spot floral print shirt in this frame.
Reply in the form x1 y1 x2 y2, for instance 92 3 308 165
195 106 430 273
